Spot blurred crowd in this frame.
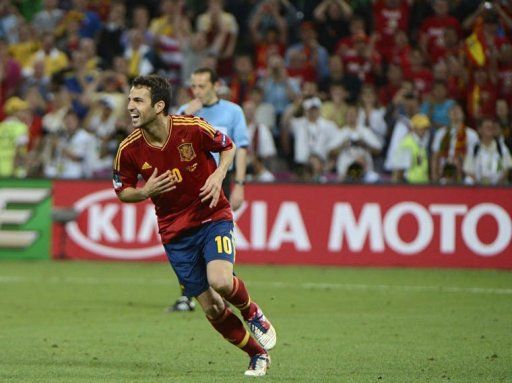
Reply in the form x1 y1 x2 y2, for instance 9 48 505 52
1 0 512 185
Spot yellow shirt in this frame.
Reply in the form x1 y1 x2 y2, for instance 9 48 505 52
321 102 347 129
149 16 174 37
9 40 40 67
0 118 28 177
26 48 69 77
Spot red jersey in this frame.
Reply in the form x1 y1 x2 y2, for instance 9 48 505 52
419 16 461 60
113 115 234 243
373 0 410 60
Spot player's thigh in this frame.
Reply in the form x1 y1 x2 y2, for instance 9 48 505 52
206 259 234 293
203 220 236 293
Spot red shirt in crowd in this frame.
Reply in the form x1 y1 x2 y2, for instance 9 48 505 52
419 15 461 61
373 0 410 62
498 61 512 104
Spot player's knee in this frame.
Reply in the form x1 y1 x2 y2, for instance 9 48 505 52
204 301 225 319
209 275 233 296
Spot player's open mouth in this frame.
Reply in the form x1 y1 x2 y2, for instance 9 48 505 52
131 114 140 123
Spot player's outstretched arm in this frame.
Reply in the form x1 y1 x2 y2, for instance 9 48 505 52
200 145 236 208
118 168 176 203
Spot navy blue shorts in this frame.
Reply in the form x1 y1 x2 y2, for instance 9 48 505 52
163 220 236 297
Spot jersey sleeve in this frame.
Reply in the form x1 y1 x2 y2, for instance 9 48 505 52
112 143 139 195
196 116 234 153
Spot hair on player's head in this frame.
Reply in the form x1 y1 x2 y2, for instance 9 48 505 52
132 75 172 113
192 67 219 84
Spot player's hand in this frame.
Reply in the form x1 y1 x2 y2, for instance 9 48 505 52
199 169 224 208
184 98 203 115
143 168 176 197
229 183 244 211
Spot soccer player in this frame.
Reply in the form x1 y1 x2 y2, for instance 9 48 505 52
169 67 250 312
113 75 276 376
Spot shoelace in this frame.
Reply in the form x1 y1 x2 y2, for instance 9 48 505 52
248 313 268 333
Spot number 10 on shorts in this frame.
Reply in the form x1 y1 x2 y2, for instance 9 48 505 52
215 235 234 255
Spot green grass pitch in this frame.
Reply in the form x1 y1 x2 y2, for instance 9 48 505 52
0 260 511 382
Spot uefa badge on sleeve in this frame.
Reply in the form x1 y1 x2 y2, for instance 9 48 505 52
112 171 122 189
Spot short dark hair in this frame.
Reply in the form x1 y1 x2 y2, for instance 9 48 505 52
192 67 219 84
132 75 171 113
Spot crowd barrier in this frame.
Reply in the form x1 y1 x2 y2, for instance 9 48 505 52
1 179 511 269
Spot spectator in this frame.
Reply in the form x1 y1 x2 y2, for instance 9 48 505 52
32 0 64 35
330 104 382 183
97 1 126 68
464 117 512 185
286 47 316 85
430 103 480 184
285 21 330 83
497 42 512 105
229 54 258 105
84 70 128 120
378 63 404 106
0 38 22 112
389 30 412 69
403 48 434 97
420 80 456 129
463 7 509 70
444 54 468 104
249 0 288 48
83 97 117 139
281 80 319 157
124 29 155 79
197 0 239 78
124 5 152 46
0 1 22 44
418 0 462 62
357 84 387 148
55 10 82 55
23 32 68 78
0 97 29 178
8 21 40 68
496 99 511 151
259 53 298 122
69 0 102 39
247 86 276 136
179 30 209 86
384 91 420 172
252 26 286 78
79 37 103 71
319 54 361 102
320 80 348 129
391 113 431 184
372 0 410 63
429 25 463 66
243 99 277 172
313 0 353 54
52 110 95 179
42 86 72 135
466 67 497 125
341 32 382 85
149 0 189 85
289 97 339 181
248 0 299 44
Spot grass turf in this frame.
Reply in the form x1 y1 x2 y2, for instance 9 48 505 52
0 260 511 383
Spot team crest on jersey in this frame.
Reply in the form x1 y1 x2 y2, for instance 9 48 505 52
178 143 196 162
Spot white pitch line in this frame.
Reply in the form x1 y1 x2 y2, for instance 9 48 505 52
0 275 511 295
